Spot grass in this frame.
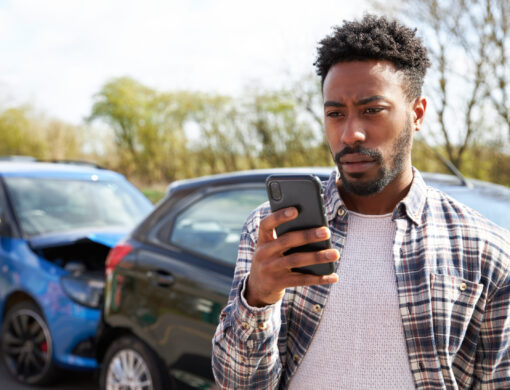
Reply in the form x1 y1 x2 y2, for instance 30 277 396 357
142 188 166 204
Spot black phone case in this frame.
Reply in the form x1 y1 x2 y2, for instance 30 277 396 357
265 174 334 275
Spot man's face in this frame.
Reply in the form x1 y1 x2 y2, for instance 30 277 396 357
323 60 417 196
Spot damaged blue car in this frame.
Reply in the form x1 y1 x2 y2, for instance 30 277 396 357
0 159 153 386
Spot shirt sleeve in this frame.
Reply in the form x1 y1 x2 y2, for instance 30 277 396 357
212 208 284 390
473 245 510 388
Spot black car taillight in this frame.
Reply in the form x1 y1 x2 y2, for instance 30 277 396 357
105 243 133 276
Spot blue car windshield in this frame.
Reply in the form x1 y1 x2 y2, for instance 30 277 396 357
4 177 153 237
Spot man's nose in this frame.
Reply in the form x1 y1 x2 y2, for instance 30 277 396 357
341 117 366 146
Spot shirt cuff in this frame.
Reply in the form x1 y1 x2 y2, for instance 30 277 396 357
233 275 282 345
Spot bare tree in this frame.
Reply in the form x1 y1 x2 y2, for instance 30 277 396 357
372 0 510 170
486 0 510 133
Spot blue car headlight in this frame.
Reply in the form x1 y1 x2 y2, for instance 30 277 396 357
60 275 105 309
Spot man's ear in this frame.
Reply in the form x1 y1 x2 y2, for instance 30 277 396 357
412 97 427 132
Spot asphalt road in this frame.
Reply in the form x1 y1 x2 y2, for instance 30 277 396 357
0 360 98 390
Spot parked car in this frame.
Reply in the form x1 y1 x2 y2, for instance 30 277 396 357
97 168 510 390
0 160 153 385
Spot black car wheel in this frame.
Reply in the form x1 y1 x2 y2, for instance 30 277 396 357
1 301 57 385
100 336 171 390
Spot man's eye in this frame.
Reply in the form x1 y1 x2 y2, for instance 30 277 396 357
326 111 343 118
365 107 384 114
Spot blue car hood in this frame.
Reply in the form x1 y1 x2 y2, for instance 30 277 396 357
28 228 128 250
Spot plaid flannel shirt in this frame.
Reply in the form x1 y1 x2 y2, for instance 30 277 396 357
212 169 510 389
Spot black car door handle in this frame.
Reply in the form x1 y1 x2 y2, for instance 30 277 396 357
146 270 175 287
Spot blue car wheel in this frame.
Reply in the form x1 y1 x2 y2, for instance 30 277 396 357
1 301 57 385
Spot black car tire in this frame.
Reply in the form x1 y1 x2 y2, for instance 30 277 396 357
1 301 57 386
100 335 171 390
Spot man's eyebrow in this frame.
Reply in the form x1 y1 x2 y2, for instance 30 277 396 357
324 101 345 108
357 95 387 105
324 95 388 108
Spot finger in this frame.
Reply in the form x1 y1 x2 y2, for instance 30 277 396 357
285 272 339 288
281 249 339 270
258 226 331 259
258 207 298 244
276 226 331 254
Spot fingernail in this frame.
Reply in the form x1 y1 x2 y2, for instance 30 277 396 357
316 227 329 238
284 208 295 217
325 250 337 260
321 273 338 284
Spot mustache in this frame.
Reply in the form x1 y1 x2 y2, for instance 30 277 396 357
334 145 383 165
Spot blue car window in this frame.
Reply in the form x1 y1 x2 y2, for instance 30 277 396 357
4 177 153 236
170 189 267 265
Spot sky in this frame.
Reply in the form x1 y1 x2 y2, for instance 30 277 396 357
0 0 371 125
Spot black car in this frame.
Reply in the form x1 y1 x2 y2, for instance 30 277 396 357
96 168 510 390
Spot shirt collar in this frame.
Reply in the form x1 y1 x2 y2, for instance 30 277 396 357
323 169 346 222
323 167 427 225
393 167 427 225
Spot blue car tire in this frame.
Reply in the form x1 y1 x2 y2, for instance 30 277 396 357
1 301 58 386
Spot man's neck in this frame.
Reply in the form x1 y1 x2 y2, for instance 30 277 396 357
338 169 414 215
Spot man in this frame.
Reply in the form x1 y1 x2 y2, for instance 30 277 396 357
212 15 510 389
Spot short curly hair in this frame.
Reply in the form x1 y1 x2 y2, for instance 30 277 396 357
315 14 431 100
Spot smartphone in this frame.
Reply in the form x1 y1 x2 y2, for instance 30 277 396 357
265 174 335 275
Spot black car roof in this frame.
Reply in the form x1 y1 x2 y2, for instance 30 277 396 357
167 167 495 193
168 167 334 194
169 168 509 193
165 168 510 230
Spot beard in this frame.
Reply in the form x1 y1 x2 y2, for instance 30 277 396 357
333 119 412 196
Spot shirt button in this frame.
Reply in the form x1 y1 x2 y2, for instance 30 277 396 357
258 322 267 330
241 356 247 363
313 304 322 313
337 208 346 217
293 354 299 363
242 322 251 330
459 282 467 292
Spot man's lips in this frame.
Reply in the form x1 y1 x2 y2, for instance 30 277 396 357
340 153 376 164
340 153 377 173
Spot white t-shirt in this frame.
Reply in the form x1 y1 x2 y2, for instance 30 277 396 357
289 211 415 390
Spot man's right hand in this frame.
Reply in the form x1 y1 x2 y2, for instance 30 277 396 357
245 207 339 307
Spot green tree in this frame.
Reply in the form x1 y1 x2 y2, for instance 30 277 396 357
38 119 84 160
188 95 256 176
0 107 44 157
245 85 331 168
88 77 200 182
0 106 84 160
